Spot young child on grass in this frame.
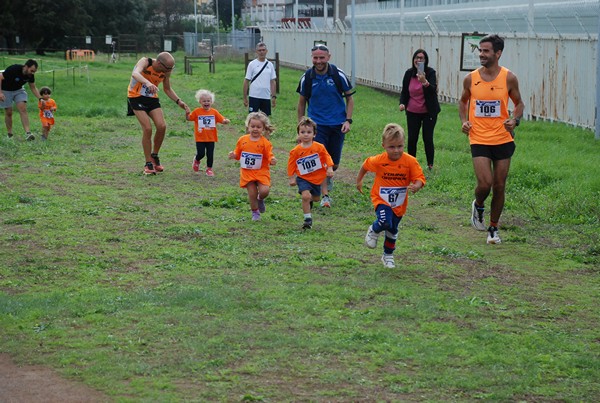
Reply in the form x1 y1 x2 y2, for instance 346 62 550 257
356 123 426 268
186 89 230 177
287 117 334 229
228 112 277 221
38 86 57 140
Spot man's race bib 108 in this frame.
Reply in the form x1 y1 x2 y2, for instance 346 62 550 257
296 153 322 175
240 152 263 170
475 100 501 117
379 187 407 208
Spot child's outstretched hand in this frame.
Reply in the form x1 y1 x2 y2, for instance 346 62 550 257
356 180 364 194
270 157 277 166
408 180 424 194
228 151 237 160
326 167 334 177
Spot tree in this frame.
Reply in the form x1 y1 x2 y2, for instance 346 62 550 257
149 0 195 35
26 0 92 54
0 0 193 53
85 0 149 36
212 0 244 30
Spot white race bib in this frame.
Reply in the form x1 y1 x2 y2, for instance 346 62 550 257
140 84 154 97
379 187 407 208
296 153 322 175
474 100 501 118
197 115 216 129
43 110 54 119
240 152 263 170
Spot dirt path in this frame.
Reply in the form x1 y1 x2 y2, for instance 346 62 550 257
0 354 109 403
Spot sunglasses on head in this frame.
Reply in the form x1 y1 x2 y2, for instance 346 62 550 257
158 60 174 71
311 45 329 52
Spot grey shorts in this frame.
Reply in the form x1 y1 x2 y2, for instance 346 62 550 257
0 89 28 109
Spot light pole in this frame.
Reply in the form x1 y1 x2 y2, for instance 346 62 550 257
216 0 220 45
194 0 198 55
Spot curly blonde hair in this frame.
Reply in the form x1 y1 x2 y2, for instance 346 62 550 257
195 89 215 104
245 112 275 137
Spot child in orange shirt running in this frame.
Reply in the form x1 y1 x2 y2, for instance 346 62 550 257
38 86 57 140
356 123 426 268
287 117 334 229
186 89 230 176
228 112 277 221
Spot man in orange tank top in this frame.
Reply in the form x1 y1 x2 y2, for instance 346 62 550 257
458 34 524 245
127 52 190 175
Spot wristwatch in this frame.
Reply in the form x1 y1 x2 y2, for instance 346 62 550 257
346 118 353 124
514 118 520 126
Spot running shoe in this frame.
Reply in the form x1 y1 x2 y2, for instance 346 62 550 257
471 200 486 231
302 218 313 229
192 159 200 172
206 168 214 177
7 133 13 138
144 162 157 175
486 226 502 244
257 198 266 213
320 195 332 208
326 176 333 192
26 132 35 141
251 210 261 221
365 225 380 249
381 254 396 268
151 153 164 172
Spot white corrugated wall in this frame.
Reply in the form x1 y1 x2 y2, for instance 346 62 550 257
264 29 596 128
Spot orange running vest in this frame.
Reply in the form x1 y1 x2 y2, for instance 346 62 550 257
127 58 165 99
468 66 513 145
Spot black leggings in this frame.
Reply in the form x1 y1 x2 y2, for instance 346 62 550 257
195 142 215 168
406 111 437 167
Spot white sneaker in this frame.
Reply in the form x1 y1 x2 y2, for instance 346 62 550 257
320 195 331 208
471 200 487 231
365 225 380 249
381 254 395 268
486 226 502 244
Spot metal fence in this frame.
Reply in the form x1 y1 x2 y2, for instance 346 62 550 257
260 28 597 129
350 0 598 36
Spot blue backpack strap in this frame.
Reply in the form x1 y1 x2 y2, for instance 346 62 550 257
330 64 355 98
297 67 314 100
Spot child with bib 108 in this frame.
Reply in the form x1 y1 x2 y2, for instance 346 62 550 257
356 123 425 269
287 116 334 229
228 112 277 221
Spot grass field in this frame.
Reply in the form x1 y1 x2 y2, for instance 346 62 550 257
0 52 599 401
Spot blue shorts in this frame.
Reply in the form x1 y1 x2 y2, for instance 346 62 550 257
248 97 272 116
471 142 515 161
373 204 403 235
127 96 161 116
296 177 322 197
315 124 345 166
